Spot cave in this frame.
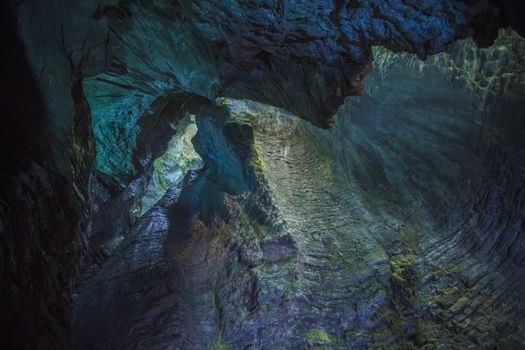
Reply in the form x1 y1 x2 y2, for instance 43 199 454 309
1 1 525 349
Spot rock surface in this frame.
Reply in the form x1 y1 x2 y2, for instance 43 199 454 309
83 0 525 175
2 0 525 349
9 0 523 176
0 3 95 348
73 31 525 349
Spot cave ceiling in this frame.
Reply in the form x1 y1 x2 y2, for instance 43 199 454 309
14 0 523 175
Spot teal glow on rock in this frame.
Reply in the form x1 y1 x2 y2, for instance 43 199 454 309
139 115 202 215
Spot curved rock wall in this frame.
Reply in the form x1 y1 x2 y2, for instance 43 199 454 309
10 0 522 177
73 31 525 349
3 0 525 349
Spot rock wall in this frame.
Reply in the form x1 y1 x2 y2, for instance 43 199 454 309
18 0 523 177
72 31 525 349
0 3 95 348
3 0 525 349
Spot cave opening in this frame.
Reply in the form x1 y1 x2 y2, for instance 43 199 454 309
2 1 525 349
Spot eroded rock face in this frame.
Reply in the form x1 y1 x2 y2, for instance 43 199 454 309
3 0 525 349
10 0 522 176
84 0 525 175
72 31 525 349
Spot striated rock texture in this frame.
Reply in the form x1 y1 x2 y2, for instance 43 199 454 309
2 0 525 349
73 31 525 349
10 0 517 176
83 0 525 175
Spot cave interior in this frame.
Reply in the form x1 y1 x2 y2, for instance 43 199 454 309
1 1 525 349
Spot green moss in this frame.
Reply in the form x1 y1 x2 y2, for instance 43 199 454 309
388 253 420 347
252 152 266 172
251 139 267 172
216 97 231 106
414 320 446 347
306 329 336 345
390 256 416 283
431 262 459 277
209 331 231 350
